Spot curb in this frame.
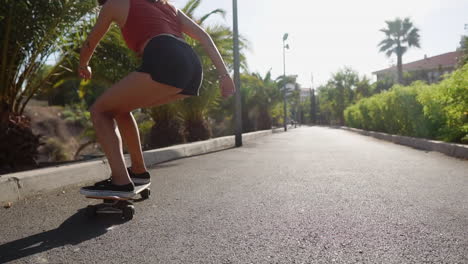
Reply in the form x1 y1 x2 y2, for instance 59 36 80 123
340 126 468 159
0 128 283 204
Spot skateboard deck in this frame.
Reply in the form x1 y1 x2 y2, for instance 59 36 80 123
82 183 151 220
84 183 151 200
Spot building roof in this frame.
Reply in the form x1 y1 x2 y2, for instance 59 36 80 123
373 51 463 75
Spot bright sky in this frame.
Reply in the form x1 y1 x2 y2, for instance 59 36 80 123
172 0 468 88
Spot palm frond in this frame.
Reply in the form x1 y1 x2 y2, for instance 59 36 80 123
406 28 421 48
380 28 390 36
182 0 201 18
199 9 226 24
378 38 395 52
385 48 394 58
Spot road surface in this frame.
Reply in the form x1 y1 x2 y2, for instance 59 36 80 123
1 126 467 263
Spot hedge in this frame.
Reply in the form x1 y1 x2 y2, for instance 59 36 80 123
344 64 468 143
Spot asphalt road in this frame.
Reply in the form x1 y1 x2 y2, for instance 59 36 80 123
1 126 467 264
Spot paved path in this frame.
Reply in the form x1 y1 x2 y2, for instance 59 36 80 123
1 127 467 263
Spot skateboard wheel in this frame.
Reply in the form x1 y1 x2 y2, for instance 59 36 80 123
122 205 135 220
141 188 151 199
85 205 97 217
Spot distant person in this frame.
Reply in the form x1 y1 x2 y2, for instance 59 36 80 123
79 0 235 197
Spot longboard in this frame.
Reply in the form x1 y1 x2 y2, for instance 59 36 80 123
84 183 151 200
82 183 151 220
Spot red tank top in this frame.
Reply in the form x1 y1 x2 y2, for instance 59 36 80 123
121 0 183 53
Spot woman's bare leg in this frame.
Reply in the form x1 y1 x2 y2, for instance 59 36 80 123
115 93 189 175
90 72 188 185
115 112 147 174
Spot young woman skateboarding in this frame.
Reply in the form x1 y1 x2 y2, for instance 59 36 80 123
79 0 235 198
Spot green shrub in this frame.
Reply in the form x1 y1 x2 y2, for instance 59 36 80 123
0 114 41 173
417 64 468 142
43 138 69 162
345 65 468 143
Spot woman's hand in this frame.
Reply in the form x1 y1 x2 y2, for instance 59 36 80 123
78 65 92 81
220 74 235 98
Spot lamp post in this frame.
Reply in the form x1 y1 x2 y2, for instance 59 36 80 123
233 0 242 147
283 33 289 132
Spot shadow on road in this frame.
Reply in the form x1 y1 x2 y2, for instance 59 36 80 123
0 209 125 263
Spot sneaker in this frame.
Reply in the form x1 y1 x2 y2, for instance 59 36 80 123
93 168 151 186
128 167 151 185
94 177 112 186
81 182 135 198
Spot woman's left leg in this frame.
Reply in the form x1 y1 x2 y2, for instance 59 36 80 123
115 93 188 175
90 72 187 186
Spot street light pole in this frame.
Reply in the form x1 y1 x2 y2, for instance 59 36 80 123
233 0 242 147
282 33 289 132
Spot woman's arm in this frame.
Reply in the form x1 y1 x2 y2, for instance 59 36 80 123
177 10 235 97
78 2 114 79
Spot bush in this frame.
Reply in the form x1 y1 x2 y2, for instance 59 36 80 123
147 119 186 149
41 137 69 162
184 118 212 142
345 65 468 143
418 64 468 142
0 114 41 174
147 105 186 149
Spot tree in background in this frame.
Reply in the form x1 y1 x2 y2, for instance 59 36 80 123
0 0 95 116
317 68 365 125
317 85 334 125
0 0 95 172
296 90 311 125
372 76 394 94
289 83 302 125
354 76 373 101
378 17 420 84
327 68 359 125
253 71 282 129
236 71 281 132
457 35 468 67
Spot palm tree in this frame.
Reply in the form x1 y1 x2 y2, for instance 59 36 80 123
251 71 282 129
378 17 420 84
0 0 96 171
0 0 96 116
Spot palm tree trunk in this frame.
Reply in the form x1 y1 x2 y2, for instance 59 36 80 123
397 48 403 84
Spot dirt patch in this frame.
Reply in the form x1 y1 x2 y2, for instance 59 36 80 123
24 100 101 163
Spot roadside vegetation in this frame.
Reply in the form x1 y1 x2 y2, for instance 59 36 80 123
1 3 466 174
0 0 298 173
344 65 468 143
316 17 467 144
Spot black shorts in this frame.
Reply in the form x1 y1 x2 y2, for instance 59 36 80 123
136 34 203 96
